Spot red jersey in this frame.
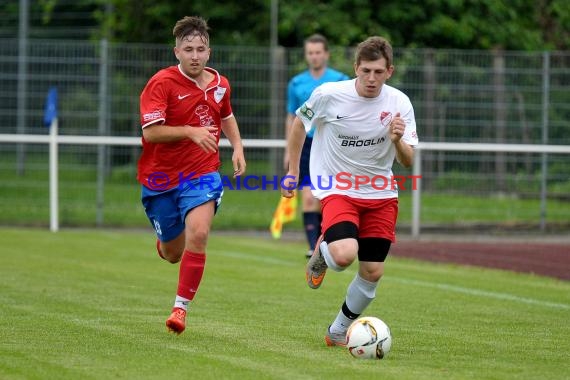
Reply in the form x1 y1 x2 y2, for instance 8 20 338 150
137 65 233 189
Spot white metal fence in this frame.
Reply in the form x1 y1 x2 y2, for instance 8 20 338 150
1 39 569 234
1 132 569 236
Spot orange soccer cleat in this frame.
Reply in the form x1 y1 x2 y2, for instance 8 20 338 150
166 308 186 334
306 235 328 289
325 326 347 347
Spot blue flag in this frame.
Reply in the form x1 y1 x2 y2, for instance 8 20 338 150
43 87 58 128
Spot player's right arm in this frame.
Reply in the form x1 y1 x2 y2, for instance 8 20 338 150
282 116 306 198
142 123 218 153
283 113 295 170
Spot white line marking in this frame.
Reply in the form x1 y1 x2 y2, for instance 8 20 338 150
389 277 570 310
214 249 570 310
218 250 297 267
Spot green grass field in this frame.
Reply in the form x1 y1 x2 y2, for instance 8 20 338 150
1 228 569 379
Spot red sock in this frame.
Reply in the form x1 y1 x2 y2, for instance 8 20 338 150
177 250 206 300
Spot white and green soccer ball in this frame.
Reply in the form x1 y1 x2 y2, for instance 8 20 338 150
346 316 392 359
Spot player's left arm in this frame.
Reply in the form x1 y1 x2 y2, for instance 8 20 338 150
221 115 246 177
389 111 414 168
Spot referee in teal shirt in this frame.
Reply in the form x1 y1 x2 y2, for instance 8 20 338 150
284 34 350 258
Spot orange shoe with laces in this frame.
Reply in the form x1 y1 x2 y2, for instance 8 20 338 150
325 326 347 347
166 308 186 334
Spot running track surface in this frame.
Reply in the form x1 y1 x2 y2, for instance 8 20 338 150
391 238 570 281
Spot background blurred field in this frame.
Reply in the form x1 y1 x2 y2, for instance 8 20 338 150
1 150 569 233
1 228 569 380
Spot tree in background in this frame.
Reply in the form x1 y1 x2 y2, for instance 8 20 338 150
92 0 270 45
3 0 567 50
278 0 569 50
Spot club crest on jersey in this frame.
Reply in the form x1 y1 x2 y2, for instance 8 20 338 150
380 111 392 127
300 104 314 120
195 104 216 129
214 86 227 103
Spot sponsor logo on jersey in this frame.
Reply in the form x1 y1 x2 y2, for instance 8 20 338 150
214 86 227 103
143 110 164 122
380 111 392 127
338 134 359 140
300 104 314 120
178 93 192 100
340 137 386 147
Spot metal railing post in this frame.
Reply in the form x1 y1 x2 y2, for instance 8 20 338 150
49 119 59 232
411 148 422 238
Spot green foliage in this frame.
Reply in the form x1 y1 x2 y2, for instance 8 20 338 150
278 0 567 50
408 0 543 49
38 0 58 24
7 0 568 49
92 0 271 45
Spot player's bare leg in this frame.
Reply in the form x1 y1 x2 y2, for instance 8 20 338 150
358 261 384 283
325 238 358 268
157 233 185 263
166 201 215 334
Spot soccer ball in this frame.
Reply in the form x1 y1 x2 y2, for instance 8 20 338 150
346 316 392 359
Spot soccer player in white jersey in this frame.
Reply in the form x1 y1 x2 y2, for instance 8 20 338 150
281 36 418 346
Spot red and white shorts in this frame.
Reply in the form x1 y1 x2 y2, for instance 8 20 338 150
320 195 399 242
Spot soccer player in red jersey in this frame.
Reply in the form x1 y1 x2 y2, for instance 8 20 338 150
137 16 246 334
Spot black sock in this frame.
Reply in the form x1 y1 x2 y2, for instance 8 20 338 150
303 212 321 250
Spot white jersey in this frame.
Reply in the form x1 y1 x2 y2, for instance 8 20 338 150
296 79 418 200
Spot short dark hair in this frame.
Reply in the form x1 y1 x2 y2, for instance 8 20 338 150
304 33 329 51
355 36 393 68
173 16 210 46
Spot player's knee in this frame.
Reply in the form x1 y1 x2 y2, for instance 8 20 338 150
165 255 181 264
328 240 358 267
159 233 185 263
186 226 210 250
357 238 390 281
324 221 359 268
359 265 384 282
357 238 391 263
161 247 183 264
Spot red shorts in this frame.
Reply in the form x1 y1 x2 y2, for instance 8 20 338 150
320 195 399 242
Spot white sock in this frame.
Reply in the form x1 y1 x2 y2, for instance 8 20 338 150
330 273 379 334
320 240 345 272
174 295 190 311
346 273 378 313
329 307 354 334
